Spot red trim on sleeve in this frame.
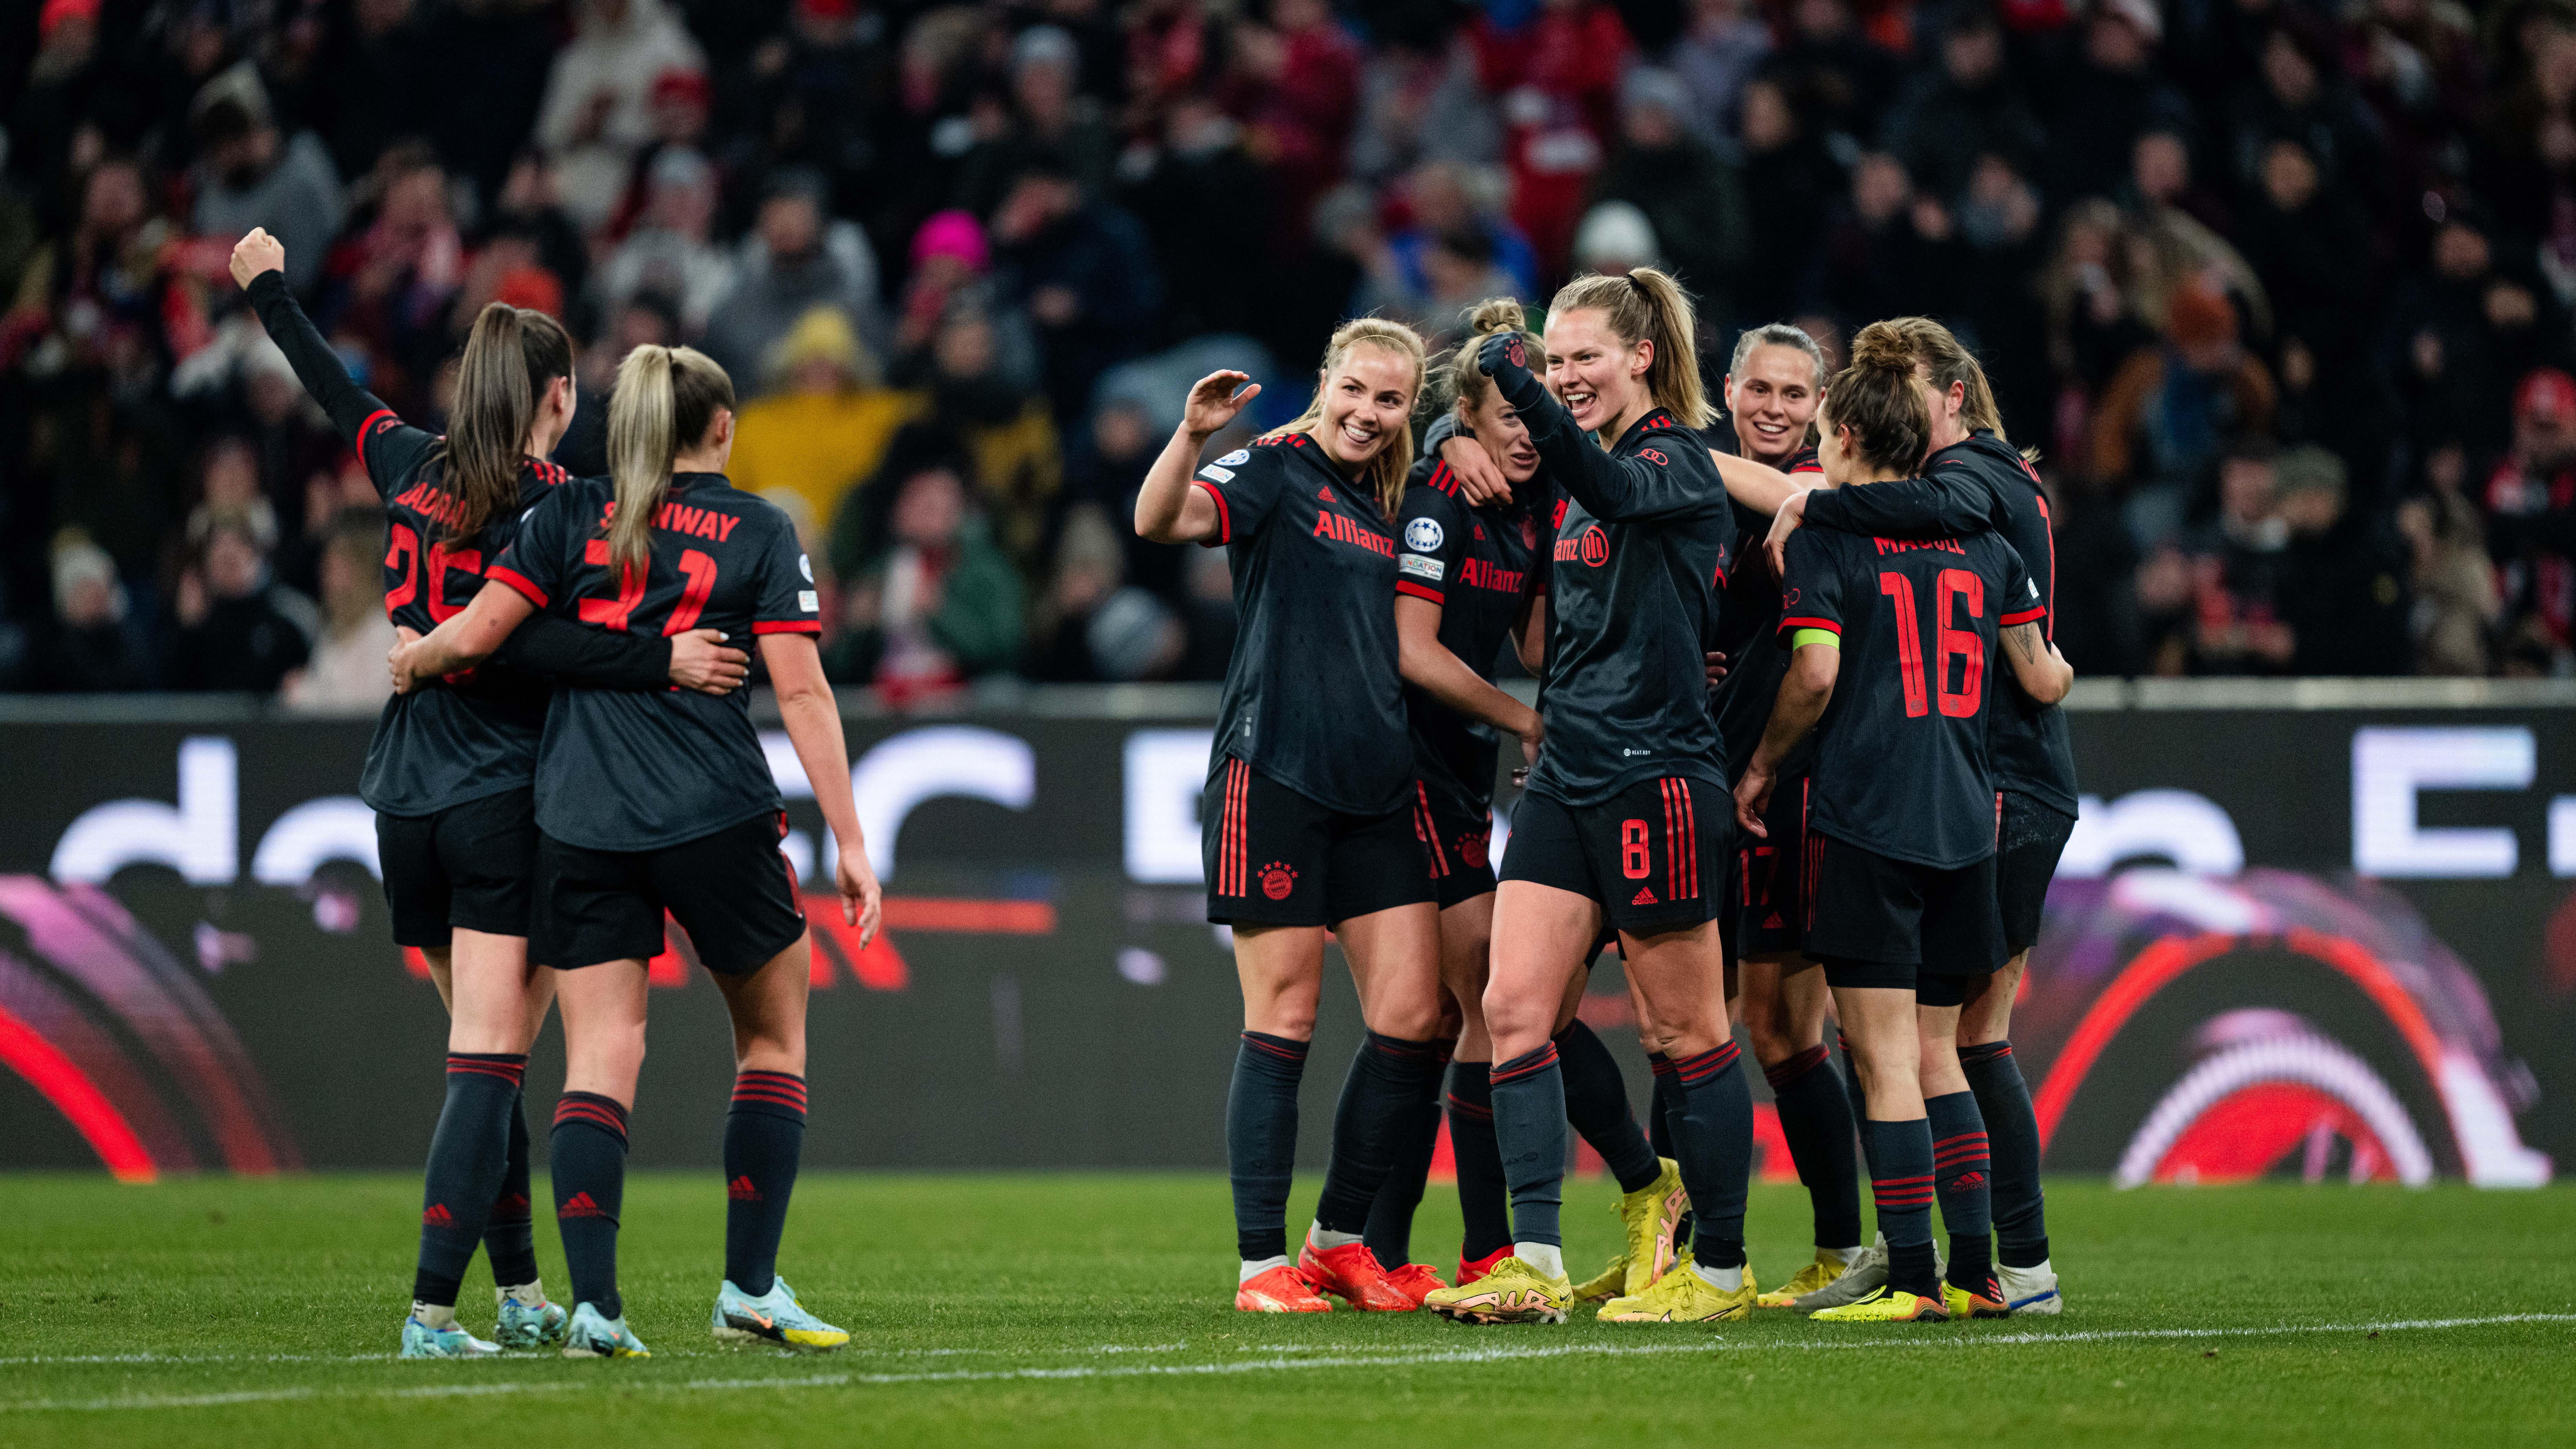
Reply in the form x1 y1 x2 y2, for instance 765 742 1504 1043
2000 606 2047 627
1396 579 1446 605
1192 479 1232 545
752 620 823 635
1777 615 1840 635
356 408 396 462
488 566 548 608
1789 460 1824 475
1428 461 1456 495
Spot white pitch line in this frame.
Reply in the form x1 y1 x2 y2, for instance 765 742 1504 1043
2 1313 2566 1414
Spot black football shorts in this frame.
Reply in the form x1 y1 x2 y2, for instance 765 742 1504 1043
1995 789 2077 955
376 787 538 948
1807 831 2005 999
1734 767 1816 961
1204 757 1439 928
1418 786 1500 910
1498 775 1729 935
534 810 807 974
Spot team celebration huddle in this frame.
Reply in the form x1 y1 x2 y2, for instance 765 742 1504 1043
233 193 2071 1353
1140 265 2073 1328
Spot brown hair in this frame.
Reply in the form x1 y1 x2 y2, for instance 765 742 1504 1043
1273 317 1425 515
1823 337 1932 476
1546 267 1713 429
604 345 735 582
1854 316 2007 441
428 303 573 541
1427 297 1546 425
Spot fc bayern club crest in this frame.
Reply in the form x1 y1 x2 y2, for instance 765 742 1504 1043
1257 861 1298 900
1458 831 1490 870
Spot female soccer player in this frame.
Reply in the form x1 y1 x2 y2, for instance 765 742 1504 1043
1133 320 1448 1314
1420 270 1755 1327
1373 300 1673 1299
395 345 881 1357
230 229 745 1359
1766 318 2075 1314
1733 346 2070 1324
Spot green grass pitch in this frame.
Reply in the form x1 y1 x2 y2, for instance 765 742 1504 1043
1 1173 2571 1447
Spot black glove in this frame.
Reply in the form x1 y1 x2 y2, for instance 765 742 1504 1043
1476 329 1549 414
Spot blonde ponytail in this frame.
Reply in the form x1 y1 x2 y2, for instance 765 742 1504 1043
1274 316 1426 516
1547 267 1712 429
603 344 735 583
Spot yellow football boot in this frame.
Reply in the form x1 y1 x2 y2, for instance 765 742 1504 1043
1422 1256 1574 1324
1612 1158 1688 1297
1596 1261 1757 1324
1758 1250 1852 1308
1810 1286 1950 1323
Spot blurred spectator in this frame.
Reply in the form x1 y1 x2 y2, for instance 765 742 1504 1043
2274 445 2409 675
1761 0 1905 148
1358 225 1522 347
1224 0 1362 249
1381 162 1539 306
701 168 888 395
164 512 316 694
889 210 1038 390
1819 153 1958 333
1120 93 1269 341
2223 24 2387 214
1882 8 2045 205
1469 0 1634 275
989 158 1161 424
2041 198 2158 397
1736 77 1840 304
2123 131 2267 337
326 146 464 412
321 0 433 184
189 70 346 294
2398 444 2500 675
1346 13 1501 183
824 453 1025 703
2383 209 2574 460
1669 0 1774 143
536 0 708 231
1571 201 1661 278
592 147 736 335
920 307 1064 574
2183 437 2297 675
25 532 151 693
2091 283 2276 523
282 510 397 712
952 25 1117 219
728 306 920 536
732 0 894 210
560 294 678 477
1027 502 1184 682
2484 368 2576 667
487 151 594 311
1591 68 1748 326
2038 0 2192 201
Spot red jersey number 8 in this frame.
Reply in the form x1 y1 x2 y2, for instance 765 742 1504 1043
1620 819 1651 879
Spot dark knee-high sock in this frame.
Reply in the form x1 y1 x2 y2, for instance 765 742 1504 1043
1553 1021 1660 1193
1489 1043 1567 1248
1646 1053 1692 1251
1960 1040 2049 1268
1764 1046 1863 1250
725 1071 807 1296
414 1054 526 1307
1363 1038 1453 1269
485 1090 539 1288
1864 1119 1938 1298
1841 1031 1881 1189
1929 1090 1993 1292
551 1092 630 1318
1314 1032 1446 1237
1446 1063 1511 1262
1228 1032 1308 1262
1669 1043 1752 1270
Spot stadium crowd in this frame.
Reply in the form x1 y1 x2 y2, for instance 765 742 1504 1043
1 0 2572 705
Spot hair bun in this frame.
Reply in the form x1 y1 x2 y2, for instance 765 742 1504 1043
1466 297 1527 338
1846 325 1916 374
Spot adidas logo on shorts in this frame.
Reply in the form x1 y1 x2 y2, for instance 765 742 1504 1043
1631 887 1658 906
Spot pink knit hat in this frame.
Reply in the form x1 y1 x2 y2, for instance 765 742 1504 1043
911 210 991 274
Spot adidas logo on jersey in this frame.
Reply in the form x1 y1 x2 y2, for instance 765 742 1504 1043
1631 887 1659 906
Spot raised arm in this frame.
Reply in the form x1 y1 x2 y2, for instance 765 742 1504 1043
234 229 391 447
761 632 883 945
1134 370 1259 545
1396 594 1543 763
1476 333 1711 523
2001 621 2072 706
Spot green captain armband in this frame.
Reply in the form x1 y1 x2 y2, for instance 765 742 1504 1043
1791 628 1840 650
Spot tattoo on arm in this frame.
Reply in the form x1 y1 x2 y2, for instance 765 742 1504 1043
2005 622 2042 665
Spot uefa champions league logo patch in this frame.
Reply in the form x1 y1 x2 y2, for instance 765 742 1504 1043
1404 518 1443 553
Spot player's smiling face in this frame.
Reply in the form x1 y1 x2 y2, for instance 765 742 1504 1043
1725 344 1819 465
1543 307 1651 437
1464 380 1541 485
1316 344 1416 474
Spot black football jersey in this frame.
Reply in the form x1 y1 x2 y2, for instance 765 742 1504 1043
1797 431 2077 815
1194 433 1414 816
1519 405 1736 806
494 473 820 850
1395 442 1547 819
1705 440 1823 784
1778 525 2043 869
245 271 666 818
